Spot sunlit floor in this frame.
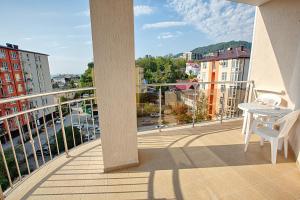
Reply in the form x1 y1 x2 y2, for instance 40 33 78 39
6 121 300 200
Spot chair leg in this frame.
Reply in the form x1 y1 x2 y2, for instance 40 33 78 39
260 137 264 146
244 133 251 152
270 139 278 164
284 138 288 159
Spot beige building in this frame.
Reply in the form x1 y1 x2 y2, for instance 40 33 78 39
196 47 250 118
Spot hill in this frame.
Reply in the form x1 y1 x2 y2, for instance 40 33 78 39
191 41 251 55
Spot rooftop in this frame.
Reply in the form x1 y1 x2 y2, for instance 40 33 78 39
6 120 300 200
199 47 251 62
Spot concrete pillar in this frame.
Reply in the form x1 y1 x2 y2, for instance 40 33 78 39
90 0 139 171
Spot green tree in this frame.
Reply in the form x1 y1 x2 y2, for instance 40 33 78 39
136 56 187 84
195 91 209 121
80 62 94 87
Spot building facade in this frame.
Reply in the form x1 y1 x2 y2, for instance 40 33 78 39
19 50 54 121
0 43 53 138
0 44 28 135
197 46 250 118
186 47 250 118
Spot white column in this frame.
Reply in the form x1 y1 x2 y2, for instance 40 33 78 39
90 0 139 172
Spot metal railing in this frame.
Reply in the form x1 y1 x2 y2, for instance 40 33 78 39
136 81 254 132
0 87 98 195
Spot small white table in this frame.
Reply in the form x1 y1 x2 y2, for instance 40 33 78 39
238 103 292 143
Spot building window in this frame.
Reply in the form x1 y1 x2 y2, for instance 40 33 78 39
7 85 14 94
0 49 5 59
230 72 239 81
10 52 17 60
220 84 226 92
221 72 227 81
12 107 18 113
220 60 228 68
18 84 23 92
15 74 21 81
13 63 19 70
5 74 11 82
202 62 207 69
2 62 8 71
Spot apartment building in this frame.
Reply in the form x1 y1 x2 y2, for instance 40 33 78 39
197 46 250 118
181 51 202 61
0 44 28 135
19 49 54 122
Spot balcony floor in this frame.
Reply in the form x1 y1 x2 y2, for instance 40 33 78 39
6 121 300 200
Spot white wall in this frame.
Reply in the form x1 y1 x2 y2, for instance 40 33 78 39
249 0 300 163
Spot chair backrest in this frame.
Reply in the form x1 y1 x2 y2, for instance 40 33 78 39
256 93 281 106
277 110 300 138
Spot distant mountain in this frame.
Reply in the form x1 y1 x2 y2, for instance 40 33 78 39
191 41 251 55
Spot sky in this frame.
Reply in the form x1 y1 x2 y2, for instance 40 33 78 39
0 0 255 75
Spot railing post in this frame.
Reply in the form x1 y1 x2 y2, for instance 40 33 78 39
248 81 254 103
0 140 12 188
220 84 226 124
58 99 69 157
192 85 196 127
159 86 162 132
5 119 21 180
0 184 4 200
68 103 76 147
25 113 39 169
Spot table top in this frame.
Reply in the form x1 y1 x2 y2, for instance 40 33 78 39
238 102 292 117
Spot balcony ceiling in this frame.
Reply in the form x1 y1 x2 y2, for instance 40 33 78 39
227 0 272 6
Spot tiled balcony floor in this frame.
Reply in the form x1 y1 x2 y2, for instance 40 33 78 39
6 121 300 200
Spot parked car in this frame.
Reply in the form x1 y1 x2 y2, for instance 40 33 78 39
150 113 160 118
36 147 50 156
55 117 66 124
73 123 84 129
83 133 96 141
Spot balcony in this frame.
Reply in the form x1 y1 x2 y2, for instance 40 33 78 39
0 80 299 199
1 0 300 199
3 120 300 200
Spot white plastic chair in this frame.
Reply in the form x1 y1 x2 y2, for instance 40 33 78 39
244 110 300 164
255 93 282 106
254 93 282 125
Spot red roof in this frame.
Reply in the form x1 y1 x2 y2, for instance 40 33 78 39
199 47 250 62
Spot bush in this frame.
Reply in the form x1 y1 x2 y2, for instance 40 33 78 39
0 146 24 191
172 103 188 115
176 113 193 124
144 103 159 114
50 126 82 155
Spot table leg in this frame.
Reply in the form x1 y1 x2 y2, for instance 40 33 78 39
242 111 248 135
244 112 253 144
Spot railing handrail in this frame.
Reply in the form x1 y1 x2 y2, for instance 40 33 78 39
137 80 254 87
0 87 96 104
0 97 96 121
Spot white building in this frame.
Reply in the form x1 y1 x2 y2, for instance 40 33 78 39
19 50 55 120
185 62 200 76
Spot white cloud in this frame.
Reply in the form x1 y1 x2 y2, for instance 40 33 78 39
167 0 255 41
134 5 154 16
143 21 187 29
157 31 183 39
74 23 91 29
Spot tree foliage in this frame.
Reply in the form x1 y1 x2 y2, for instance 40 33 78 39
80 62 94 87
136 56 187 84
